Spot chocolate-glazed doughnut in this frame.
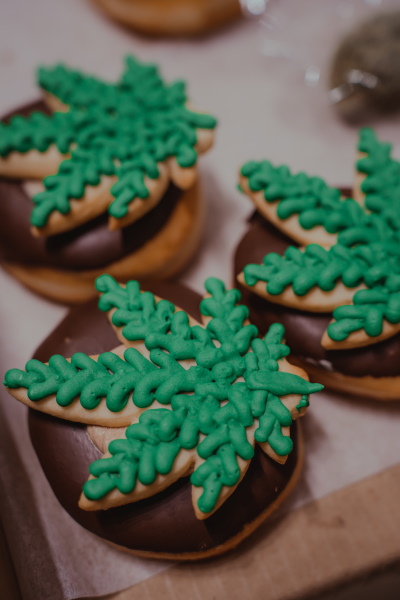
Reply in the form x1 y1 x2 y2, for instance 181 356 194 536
27 281 304 559
0 101 185 271
235 129 400 401
234 210 400 380
0 102 202 303
0 58 217 303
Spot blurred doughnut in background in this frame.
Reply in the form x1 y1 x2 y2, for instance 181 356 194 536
92 0 242 36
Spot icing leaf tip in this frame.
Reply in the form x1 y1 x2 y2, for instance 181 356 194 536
1 57 217 233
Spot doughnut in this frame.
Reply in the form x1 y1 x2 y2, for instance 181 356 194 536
235 128 400 401
92 0 242 37
0 57 217 303
3 276 322 559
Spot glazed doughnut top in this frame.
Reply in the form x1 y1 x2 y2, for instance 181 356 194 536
238 128 400 353
0 56 217 238
4 275 322 520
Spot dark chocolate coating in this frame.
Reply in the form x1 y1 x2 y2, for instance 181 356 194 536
28 281 299 556
0 102 182 271
234 204 400 379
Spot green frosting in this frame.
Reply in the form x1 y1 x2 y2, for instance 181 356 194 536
3 276 322 514
357 128 400 214
296 396 309 412
0 57 217 228
242 128 400 343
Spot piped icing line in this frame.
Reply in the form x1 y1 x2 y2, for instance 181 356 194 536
356 128 400 214
3 275 322 518
238 128 400 350
0 57 217 236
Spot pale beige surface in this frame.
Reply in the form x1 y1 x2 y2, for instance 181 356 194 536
0 519 21 600
0 1 400 599
105 464 400 600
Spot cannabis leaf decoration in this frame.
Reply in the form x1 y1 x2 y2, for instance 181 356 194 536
238 128 400 350
3 275 322 518
0 56 217 235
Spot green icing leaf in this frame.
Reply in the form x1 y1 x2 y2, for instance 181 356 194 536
4 277 322 515
0 56 217 227
3 349 167 412
96 274 176 341
0 110 90 157
82 278 322 514
241 128 400 343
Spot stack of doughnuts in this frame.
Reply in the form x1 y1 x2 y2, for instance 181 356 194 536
0 57 217 303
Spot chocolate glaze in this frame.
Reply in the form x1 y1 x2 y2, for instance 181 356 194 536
0 102 183 271
28 281 299 556
234 201 400 379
